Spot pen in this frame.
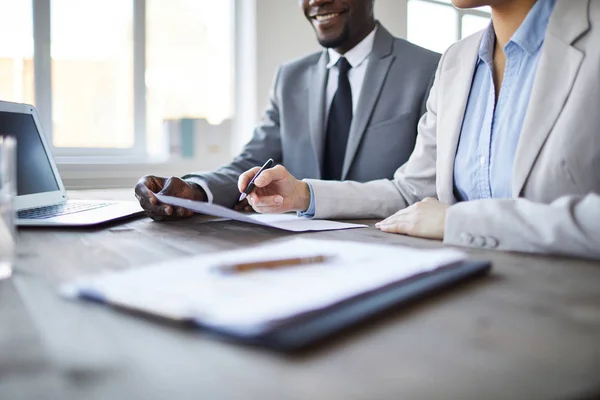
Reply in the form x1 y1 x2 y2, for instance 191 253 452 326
239 158 275 202
214 255 332 274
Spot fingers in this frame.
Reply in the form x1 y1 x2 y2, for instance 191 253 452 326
135 176 199 221
137 175 163 193
376 218 413 235
375 209 412 232
233 204 253 212
238 164 292 193
145 205 195 222
135 176 162 207
377 207 411 226
158 177 189 197
143 202 176 220
248 195 285 213
238 167 261 193
252 165 290 188
233 198 253 212
135 182 163 217
249 194 283 207
173 206 195 218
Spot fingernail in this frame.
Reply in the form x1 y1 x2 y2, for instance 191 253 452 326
274 196 283 204
177 208 185 216
164 206 172 215
150 198 157 205
248 196 253 205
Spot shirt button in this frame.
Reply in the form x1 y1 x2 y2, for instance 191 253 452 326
479 156 486 166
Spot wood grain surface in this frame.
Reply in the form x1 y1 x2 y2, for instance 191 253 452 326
1 190 599 400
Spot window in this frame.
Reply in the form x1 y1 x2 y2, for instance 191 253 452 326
0 0 34 106
51 0 134 149
408 0 491 53
461 13 492 38
0 0 234 159
146 0 234 157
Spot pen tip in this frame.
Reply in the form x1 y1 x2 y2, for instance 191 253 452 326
239 193 247 202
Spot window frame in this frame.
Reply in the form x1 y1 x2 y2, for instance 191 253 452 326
30 0 236 161
31 0 147 158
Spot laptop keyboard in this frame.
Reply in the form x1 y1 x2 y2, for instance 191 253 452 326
18 202 115 220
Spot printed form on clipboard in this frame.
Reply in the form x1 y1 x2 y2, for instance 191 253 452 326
60 238 485 341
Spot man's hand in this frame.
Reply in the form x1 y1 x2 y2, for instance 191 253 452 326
375 198 449 240
134 175 206 221
233 198 253 212
237 165 310 213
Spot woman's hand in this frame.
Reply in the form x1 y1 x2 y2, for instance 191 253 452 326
375 198 449 240
238 165 311 213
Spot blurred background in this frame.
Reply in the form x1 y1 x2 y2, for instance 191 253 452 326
0 0 490 189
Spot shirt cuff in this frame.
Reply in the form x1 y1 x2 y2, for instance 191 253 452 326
297 180 316 218
184 177 214 204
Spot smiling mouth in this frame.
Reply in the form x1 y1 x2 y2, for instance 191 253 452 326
312 12 344 22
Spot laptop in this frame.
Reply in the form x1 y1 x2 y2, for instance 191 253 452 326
0 101 145 227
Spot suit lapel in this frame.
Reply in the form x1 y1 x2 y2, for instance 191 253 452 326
341 26 395 180
436 34 482 204
512 0 590 196
308 51 329 179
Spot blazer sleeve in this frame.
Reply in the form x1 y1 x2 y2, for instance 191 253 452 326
182 68 284 208
444 193 600 260
306 53 444 220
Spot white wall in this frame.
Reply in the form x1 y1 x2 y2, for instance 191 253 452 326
233 0 408 151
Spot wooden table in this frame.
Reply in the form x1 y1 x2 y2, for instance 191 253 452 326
2 190 599 400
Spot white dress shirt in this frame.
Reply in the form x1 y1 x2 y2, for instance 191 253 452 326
324 26 378 121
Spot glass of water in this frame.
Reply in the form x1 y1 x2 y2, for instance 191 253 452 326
0 135 16 280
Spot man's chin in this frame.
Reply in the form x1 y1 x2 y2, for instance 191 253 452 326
316 32 350 49
317 38 343 49
313 21 350 49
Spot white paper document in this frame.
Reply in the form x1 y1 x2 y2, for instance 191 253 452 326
155 194 367 232
62 239 467 335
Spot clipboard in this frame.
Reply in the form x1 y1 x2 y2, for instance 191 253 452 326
62 238 492 352
195 260 491 351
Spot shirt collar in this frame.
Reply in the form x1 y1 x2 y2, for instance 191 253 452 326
326 25 378 69
478 22 496 66
478 0 557 63
511 0 556 55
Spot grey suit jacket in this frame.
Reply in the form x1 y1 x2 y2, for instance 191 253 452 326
184 24 440 208
308 0 600 260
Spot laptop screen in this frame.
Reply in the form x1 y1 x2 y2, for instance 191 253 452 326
0 111 60 196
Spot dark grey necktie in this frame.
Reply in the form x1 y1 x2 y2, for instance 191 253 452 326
323 57 352 181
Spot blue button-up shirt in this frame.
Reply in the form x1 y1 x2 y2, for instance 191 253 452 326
453 0 556 201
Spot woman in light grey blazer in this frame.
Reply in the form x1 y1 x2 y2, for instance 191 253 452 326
238 0 600 260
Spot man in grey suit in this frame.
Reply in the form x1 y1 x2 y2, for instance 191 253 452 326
135 0 439 220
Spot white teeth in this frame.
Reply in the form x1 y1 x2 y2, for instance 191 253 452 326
315 13 340 22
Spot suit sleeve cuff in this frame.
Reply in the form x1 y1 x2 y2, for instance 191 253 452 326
297 180 316 218
444 202 500 250
184 177 214 204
